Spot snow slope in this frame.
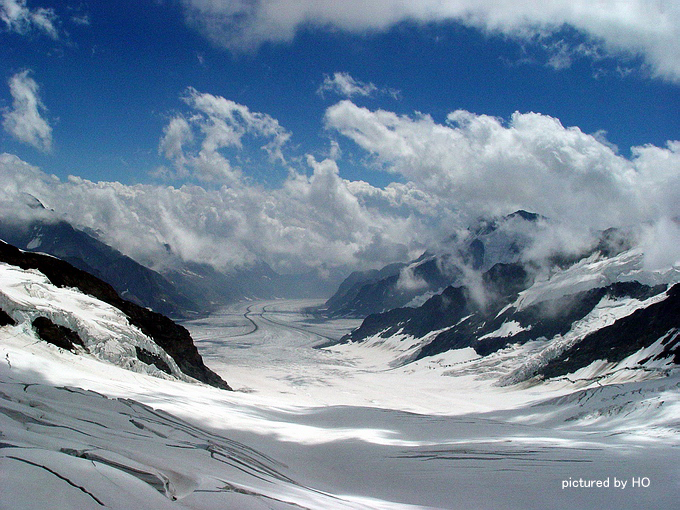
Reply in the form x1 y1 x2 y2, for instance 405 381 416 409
511 249 680 311
0 262 188 382
3 307 680 509
1 258 679 508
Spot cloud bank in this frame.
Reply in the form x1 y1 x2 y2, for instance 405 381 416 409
2 88 678 277
325 101 680 230
0 151 448 275
180 0 680 82
2 70 53 152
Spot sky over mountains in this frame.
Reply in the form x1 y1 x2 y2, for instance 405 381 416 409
1 0 679 275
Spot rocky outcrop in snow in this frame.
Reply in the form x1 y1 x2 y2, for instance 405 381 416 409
0 240 231 389
342 245 680 385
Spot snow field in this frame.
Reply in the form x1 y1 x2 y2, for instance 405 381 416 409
1 255 680 508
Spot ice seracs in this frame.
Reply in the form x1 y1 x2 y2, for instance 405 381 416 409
0 261 189 381
0 239 231 389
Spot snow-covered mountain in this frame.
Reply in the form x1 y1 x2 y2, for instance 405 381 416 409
0 218 203 319
0 216 337 320
322 211 556 317
337 216 680 387
0 240 230 389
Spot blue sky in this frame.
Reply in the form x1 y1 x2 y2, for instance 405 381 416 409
2 0 678 185
1 0 680 274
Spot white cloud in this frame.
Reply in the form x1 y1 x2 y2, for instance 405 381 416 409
180 0 680 82
317 72 401 101
0 150 450 275
2 70 53 152
639 216 680 271
317 72 377 98
159 87 291 183
158 116 193 170
324 100 680 231
396 266 428 292
0 0 58 38
70 14 90 26
3 89 677 278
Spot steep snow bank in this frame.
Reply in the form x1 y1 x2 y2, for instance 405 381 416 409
0 240 230 389
0 262 190 381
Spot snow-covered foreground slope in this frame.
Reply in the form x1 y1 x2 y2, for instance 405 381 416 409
2 289 678 509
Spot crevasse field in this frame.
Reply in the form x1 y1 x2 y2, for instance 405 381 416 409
2 291 679 509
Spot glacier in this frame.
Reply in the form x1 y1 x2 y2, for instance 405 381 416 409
1 252 679 508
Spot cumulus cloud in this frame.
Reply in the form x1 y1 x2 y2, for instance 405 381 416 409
0 0 58 38
324 100 680 232
0 149 450 275
179 0 680 82
2 70 53 152
158 87 291 183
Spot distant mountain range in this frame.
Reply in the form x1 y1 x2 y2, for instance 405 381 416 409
322 210 554 317
0 216 333 319
330 211 680 384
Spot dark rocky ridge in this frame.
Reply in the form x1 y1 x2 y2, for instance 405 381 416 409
0 240 231 390
322 253 459 318
322 262 406 316
343 262 533 352
0 220 201 319
418 281 669 359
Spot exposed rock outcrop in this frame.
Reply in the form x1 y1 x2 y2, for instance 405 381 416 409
0 240 231 390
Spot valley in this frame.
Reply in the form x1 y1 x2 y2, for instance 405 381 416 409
2 3 679 506
2 221 679 508
3 297 678 508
